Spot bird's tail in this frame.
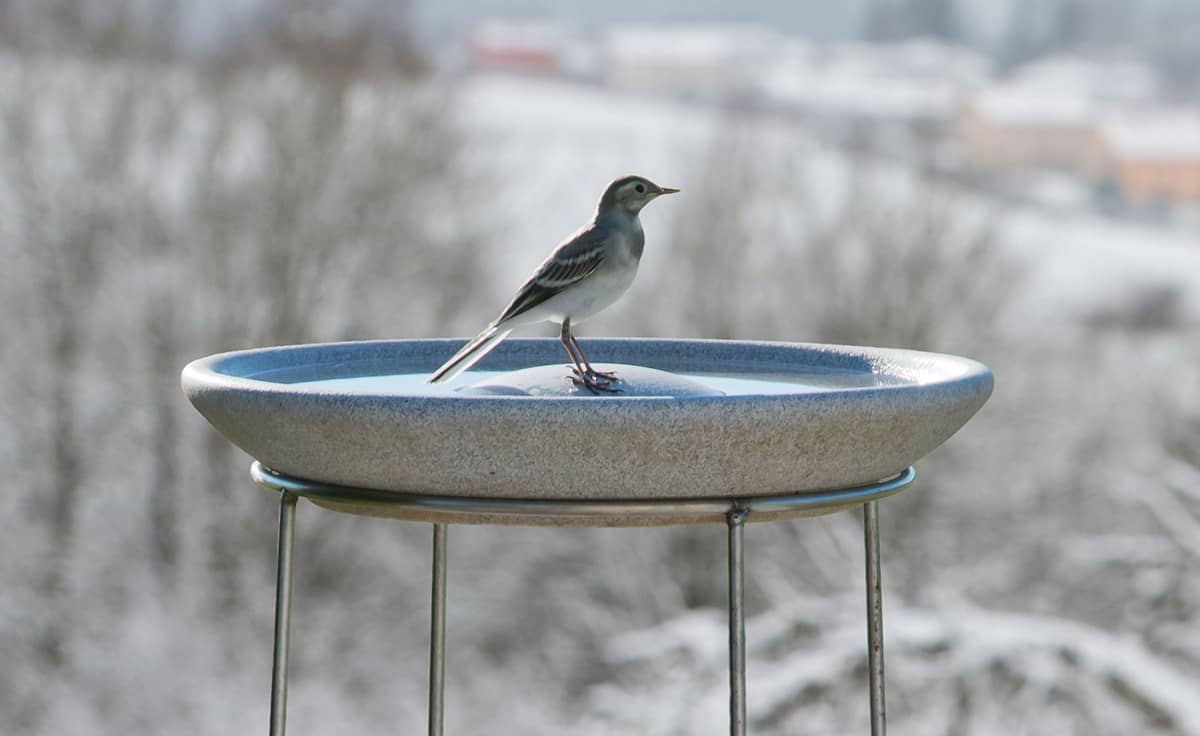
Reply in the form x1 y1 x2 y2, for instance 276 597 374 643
427 325 513 384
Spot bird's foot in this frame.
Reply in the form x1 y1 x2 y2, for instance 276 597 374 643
571 365 619 384
587 368 619 382
571 374 623 394
570 365 618 383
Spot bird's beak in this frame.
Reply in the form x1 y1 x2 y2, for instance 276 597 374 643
656 186 680 195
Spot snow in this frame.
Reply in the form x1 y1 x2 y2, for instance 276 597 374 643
967 56 1160 128
1011 55 1160 106
592 595 1200 735
970 85 1097 127
1003 208 1200 327
912 603 1200 734
828 38 991 83
1104 112 1200 160
760 40 988 121
605 24 779 66
762 64 963 120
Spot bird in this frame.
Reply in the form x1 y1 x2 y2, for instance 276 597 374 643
428 175 679 393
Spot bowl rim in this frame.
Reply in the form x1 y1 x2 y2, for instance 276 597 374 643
182 337 993 408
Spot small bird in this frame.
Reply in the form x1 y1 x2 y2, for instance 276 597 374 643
429 175 679 392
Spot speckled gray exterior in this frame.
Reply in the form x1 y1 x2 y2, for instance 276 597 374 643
181 338 992 501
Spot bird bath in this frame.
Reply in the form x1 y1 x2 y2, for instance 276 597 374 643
182 338 992 735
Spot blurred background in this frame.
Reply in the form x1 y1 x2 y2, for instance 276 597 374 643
3 0 1200 733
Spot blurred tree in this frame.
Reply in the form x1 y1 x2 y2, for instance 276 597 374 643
179 67 486 614
0 0 180 57
0 0 420 72
250 0 422 74
0 66 123 666
0 39 487 713
654 123 1014 354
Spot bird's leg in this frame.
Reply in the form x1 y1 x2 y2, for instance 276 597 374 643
561 322 620 394
569 332 618 383
559 320 590 379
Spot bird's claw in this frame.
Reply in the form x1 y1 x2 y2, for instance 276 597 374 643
571 366 619 385
571 375 623 394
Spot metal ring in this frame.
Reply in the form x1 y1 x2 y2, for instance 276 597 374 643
251 462 916 527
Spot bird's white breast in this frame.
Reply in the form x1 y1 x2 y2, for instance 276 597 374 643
543 228 641 325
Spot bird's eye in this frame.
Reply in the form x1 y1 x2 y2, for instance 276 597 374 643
635 183 645 193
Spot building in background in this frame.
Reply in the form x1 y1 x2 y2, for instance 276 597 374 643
468 20 567 75
956 57 1157 179
1103 114 1200 205
957 87 1107 176
953 55 1199 206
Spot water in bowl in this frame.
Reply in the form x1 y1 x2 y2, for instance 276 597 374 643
276 367 903 397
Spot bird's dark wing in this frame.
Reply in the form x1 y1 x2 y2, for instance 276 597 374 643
494 224 608 324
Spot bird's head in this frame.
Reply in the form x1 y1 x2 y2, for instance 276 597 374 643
598 175 680 215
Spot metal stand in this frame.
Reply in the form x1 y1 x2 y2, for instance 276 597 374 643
428 524 448 736
727 507 748 736
257 465 914 735
269 492 297 736
864 500 886 736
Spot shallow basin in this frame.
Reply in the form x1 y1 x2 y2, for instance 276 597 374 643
181 338 992 514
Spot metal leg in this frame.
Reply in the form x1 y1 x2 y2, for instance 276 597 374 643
270 492 298 736
864 500 886 736
428 524 448 736
727 506 748 736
